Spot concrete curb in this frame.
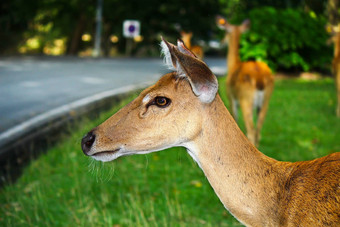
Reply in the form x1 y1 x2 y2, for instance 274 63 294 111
0 81 152 185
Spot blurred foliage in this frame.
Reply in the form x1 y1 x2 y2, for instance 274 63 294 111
237 7 332 72
0 0 337 72
101 0 220 56
0 0 40 53
0 0 220 56
216 0 333 72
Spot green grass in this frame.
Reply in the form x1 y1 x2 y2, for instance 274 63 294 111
1 77 339 227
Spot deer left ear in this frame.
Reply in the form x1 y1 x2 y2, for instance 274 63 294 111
160 38 218 103
177 39 197 58
240 19 250 32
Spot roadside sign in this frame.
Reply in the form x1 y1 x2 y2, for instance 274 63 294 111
123 20 140 38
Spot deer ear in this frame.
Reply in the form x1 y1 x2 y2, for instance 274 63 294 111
160 37 178 71
160 38 218 103
177 39 197 58
240 19 250 32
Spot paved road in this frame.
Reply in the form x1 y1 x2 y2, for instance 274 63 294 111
0 56 226 134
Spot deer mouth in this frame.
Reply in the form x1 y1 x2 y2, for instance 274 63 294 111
92 148 120 156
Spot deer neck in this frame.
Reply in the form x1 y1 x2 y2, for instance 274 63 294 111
335 36 340 59
227 31 242 76
184 95 289 226
332 37 340 74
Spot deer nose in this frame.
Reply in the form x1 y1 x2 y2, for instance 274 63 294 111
81 131 96 155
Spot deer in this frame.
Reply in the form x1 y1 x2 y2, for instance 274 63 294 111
327 24 340 117
216 16 274 146
81 38 340 226
180 31 204 60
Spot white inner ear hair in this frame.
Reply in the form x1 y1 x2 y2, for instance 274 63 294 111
160 41 185 78
160 41 175 71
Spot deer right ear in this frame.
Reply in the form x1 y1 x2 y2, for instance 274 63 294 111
240 19 250 33
160 37 192 76
177 39 197 58
160 38 218 103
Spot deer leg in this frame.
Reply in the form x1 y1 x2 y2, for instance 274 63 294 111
336 74 340 117
227 88 238 122
240 98 255 145
255 85 273 146
337 92 340 117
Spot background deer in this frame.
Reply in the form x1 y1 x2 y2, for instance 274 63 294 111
81 38 340 226
328 24 340 117
216 16 274 146
180 31 204 60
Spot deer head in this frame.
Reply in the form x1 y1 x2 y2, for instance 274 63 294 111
216 15 250 43
81 38 218 162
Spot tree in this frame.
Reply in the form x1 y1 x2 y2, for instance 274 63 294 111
327 0 339 25
0 0 40 53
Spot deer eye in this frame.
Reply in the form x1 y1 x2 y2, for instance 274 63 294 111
154 96 171 108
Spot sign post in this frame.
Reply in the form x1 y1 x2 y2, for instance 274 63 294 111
123 20 140 38
123 20 140 56
93 0 103 57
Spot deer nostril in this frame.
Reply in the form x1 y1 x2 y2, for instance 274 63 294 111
81 131 96 155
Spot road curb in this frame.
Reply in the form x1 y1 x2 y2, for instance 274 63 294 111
0 81 152 186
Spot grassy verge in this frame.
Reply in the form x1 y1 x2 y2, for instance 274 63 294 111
1 77 339 227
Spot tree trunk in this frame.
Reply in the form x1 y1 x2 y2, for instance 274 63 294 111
102 22 111 57
67 14 86 55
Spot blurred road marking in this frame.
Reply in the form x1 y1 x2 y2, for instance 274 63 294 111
82 77 105 84
20 81 40 88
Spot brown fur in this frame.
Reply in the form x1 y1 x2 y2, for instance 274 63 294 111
82 39 340 226
217 17 274 146
278 153 340 226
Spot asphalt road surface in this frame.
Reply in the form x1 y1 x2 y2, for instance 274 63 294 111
0 56 226 134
